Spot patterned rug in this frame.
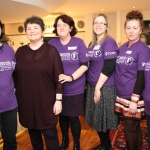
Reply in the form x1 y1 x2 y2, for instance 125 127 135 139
110 119 149 150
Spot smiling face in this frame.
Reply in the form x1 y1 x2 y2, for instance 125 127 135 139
56 19 72 38
125 19 142 43
26 23 44 42
93 16 107 37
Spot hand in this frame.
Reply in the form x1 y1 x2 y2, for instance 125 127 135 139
53 101 62 115
129 101 137 114
94 89 101 104
59 74 72 83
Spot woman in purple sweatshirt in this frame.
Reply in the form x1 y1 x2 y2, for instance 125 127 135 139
0 21 18 150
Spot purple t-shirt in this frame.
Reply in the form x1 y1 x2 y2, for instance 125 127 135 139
87 36 118 86
115 39 150 99
143 60 150 115
0 43 17 113
48 37 89 96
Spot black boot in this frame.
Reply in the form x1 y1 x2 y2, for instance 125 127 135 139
60 137 69 150
73 143 80 150
92 145 111 150
92 145 102 150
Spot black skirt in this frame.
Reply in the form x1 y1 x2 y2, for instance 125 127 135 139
61 93 84 117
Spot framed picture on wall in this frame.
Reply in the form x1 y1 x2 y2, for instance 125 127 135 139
141 20 150 45
43 37 56 43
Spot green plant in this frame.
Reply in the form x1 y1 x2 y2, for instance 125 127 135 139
20 42 24 46
2 34 9 41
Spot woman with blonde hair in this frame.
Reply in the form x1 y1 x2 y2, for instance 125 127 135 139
85 14 119 150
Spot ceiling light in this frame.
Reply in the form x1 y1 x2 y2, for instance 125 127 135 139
101 9 104 11
133 7 135 9
69 12 71 13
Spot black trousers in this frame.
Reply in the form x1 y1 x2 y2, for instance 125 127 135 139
123 117 142 150
0 108 17 150
28 127 60 150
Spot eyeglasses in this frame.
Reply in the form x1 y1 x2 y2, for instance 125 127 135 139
93 22 107 26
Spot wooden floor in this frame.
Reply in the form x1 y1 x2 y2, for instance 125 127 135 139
0 115 100 150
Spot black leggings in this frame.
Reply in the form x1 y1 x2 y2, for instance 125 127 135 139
59 115 81 144
97 130 111 149
123 117 142 150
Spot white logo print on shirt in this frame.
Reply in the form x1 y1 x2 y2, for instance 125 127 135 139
0 61 16 71
142 62 150 71
71 52 78 60
116 56 134 65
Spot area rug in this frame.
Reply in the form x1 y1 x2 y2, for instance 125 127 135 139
110 119 149 150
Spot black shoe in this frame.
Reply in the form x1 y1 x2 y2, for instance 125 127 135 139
92 145 102 150
60 137 69 150
73 143 80 150
92 145 111 150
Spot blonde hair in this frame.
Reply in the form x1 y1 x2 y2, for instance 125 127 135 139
89 13 109 48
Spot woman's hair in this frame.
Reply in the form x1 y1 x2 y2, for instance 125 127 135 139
124 10 144 31
53 14 77 36
0 20 4 39
90 13 109 48
24 16 45 32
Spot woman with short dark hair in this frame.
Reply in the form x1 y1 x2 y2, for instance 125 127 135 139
15 16 64 150
0 20 18 150
49 14 89 150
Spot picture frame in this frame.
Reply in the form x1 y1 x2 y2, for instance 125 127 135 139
141 20 150 45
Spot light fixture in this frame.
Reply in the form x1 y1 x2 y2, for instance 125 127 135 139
69 12 71 14
133 6 135 9
101 9 104 11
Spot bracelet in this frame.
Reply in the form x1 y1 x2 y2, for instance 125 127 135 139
132 93 140 98
56 99 63 101
70 75 74 81
131 99 138 103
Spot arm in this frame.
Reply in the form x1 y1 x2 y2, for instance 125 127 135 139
94 58 116 103
59 62 88 83
129 70 144 114
52 47 64 115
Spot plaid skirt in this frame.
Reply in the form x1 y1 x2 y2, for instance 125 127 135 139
85 83 119 132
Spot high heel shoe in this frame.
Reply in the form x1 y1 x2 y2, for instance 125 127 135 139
60 137 69 150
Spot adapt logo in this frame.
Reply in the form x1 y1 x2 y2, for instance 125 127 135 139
125 57 134 65
60 53 70 61
94 50 101 57
116 56 134 65
0 61 15 71
105 51 116 56
142 62 150 71
71 52 78 60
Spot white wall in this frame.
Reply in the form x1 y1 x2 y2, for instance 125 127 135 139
4 18 86 51
107 14 116 40
4 10 150 51
120 10 150 44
